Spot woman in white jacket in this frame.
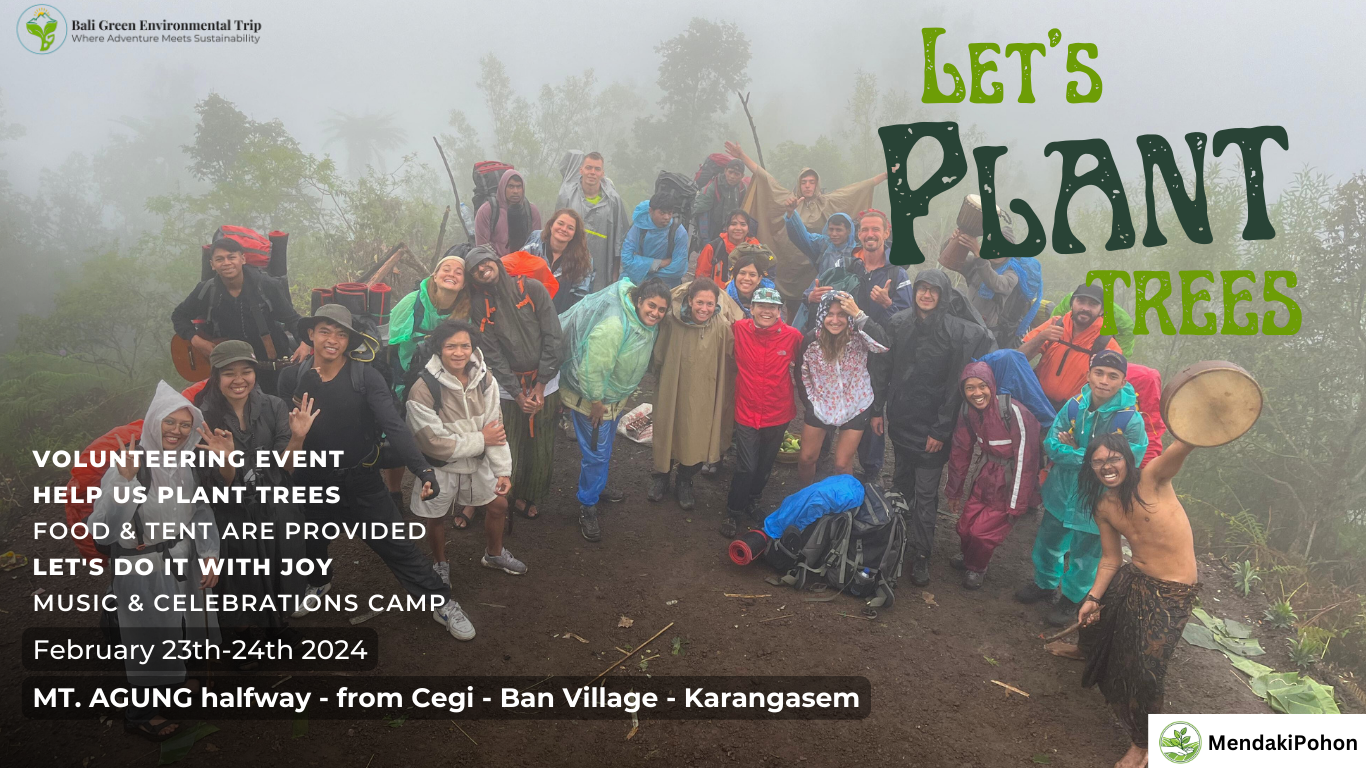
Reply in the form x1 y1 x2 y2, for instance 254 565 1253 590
405 320 522 584
89 381 221 741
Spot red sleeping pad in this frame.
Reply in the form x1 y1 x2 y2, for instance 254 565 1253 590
65 420 143 564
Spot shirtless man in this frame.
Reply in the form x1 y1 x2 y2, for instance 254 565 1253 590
1075 431 1200 768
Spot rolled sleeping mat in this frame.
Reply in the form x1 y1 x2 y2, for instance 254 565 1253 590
332 282 369 315
728 529 770 566
267 231 289 279
310 288 333 314
367 282 393 318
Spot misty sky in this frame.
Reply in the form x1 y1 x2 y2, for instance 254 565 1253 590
5 0 1365 194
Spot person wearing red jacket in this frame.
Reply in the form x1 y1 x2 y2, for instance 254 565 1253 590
723 287 803 537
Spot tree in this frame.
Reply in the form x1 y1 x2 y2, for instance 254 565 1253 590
322 111 408 179
638 18 751 169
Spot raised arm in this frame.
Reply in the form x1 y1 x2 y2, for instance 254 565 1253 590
1143 437 1193 486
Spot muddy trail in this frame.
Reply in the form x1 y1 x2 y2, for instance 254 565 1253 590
1 381 1286 767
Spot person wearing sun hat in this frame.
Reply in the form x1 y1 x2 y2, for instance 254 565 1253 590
722 285 804 538
276 303 478 642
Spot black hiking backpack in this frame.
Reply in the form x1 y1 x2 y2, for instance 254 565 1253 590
472 161 514 233
639 171 697 260
765 483 910 609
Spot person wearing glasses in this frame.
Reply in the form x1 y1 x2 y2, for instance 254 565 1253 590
1015 350 1147 627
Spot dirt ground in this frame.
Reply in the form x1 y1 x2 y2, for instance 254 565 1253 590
1 380 1289 768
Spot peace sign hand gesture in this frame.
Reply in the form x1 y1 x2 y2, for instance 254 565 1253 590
289 393 320 440
197 423 235 460
113 435 139 481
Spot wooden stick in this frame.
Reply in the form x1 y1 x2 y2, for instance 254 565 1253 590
432 206 450 267
1042 621 1081 642
450 720 478 746
991 680 1030 697
724 593 771 598
759 614 794 623
433 137 472 242
737 91 765 169
358 243 405 284
592 622 674 682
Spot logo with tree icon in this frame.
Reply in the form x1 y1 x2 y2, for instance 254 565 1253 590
1159 721 1202 763
17 5 66 54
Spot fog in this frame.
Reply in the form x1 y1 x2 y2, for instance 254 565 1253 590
6 0 1363 192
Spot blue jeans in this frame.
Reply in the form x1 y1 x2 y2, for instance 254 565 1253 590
572 410 622 506
1030 510 1103 603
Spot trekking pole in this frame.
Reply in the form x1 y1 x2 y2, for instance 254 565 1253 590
433 137 473 242
736 92 765 169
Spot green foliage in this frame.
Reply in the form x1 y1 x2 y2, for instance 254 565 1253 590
1264 599 1298 629
647 18 751 168
1232 560 1262 596
1286 636 1319 669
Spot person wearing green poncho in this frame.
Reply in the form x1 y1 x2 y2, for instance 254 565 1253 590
559 277 672 543
385 251 471 520
1051 290 1135 356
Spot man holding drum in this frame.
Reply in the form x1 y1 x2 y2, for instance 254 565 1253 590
1075 431 1201 768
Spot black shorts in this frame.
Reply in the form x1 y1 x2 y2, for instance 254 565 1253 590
803 404 874 432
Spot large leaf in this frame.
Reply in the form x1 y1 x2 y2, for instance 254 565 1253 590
1222 618 1255 639
1229 655 1274 678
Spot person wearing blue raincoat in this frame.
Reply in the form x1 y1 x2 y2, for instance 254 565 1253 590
1017 350 1147 627
620 196 690 287
940 228 1043 349
788 211 857 330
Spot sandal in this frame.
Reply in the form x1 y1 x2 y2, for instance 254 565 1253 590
451 506 474 530
125 718 180 742
512 499 540 520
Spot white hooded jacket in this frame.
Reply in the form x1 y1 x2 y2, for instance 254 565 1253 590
405 347 513 478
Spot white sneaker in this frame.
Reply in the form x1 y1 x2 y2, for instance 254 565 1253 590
433 561 451 587
480 548 527 576
291 582 331 618
434 601 476 641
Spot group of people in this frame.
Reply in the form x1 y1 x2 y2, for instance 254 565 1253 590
107 146 1199 766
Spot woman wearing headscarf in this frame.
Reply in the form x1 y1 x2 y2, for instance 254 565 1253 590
647 277 743 510
795 291 890 487
725 244 778 320
523 208 592 313
193 341 318 648
89 382 221 741
386 249 471 519
943 362 1042 589
466 246 563 521
560 277 672 542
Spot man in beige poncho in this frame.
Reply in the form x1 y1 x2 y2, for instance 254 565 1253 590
725 141 887 303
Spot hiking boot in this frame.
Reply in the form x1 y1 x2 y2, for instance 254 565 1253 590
647 473 668 503
432 561 451 587
676 476 695 511
1014 581 1055 604
1048 598 1080 627
579 505 602 543
291 582 331 618
601 487 625 503
948 553 967 571
910 556 931 587
481 548 527 576
964 570 986 590
433 601 476 641
719 514 741 539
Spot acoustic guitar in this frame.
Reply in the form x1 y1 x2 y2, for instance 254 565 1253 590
170 333 292 382
170 334 223 382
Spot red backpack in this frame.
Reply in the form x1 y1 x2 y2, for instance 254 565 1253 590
694 152 734 191
66 421 144 564
200 226 289 282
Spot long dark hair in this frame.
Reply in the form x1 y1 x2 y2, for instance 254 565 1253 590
541 208 591 287
200 361 259 432
1079 431 1146 517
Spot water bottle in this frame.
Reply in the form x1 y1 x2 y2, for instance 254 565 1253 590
459 202 475 234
